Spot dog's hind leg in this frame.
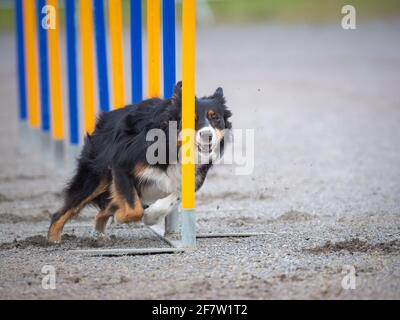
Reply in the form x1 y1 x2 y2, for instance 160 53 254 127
48 165 108 242
92 192 113 234
94 203 118 234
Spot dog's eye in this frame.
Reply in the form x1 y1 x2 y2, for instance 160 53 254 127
208 110 219 120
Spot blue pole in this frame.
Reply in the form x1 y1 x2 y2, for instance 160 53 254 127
131 0 143 103
94 0 110 112
65 0 79 145
36 0 51 133
162 0 178 235
15 0 28 121
162 0 176 98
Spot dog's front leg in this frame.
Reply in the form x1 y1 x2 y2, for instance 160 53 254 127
143 193 180 226
111 167 144 224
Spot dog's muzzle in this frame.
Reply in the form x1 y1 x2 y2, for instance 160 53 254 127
196 127 217 153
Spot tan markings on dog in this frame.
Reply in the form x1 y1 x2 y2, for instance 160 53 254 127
48 180 108 242
94 204 117 233
133 162 148 176
207 109 215 119
111 182 144 223
215 128 224 141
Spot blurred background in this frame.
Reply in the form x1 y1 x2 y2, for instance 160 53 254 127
1 0 400 29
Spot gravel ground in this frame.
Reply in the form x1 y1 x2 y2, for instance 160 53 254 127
0 22 399 299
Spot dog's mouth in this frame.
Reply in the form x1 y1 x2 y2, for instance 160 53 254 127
196 142 214 154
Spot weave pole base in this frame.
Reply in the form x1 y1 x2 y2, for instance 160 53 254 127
65 144 81 175
165 209 180 236
70 212 268 256
52 139 65 165
19 125 41 154
70 247 184 256
40 131 52 160
18 121 31 153
181 208 196 248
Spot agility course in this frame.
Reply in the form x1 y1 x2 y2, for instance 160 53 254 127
14 0 262 255
15 0 195 253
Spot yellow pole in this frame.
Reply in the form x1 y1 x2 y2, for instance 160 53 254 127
47 0 64 140
147 0 161 97
23 0 40 129
181 0 196 209
80 0 96 134
108 0 125 108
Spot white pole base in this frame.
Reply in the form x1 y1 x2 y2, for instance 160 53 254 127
181 208 196 249
165 209 180 236
52 139 65 164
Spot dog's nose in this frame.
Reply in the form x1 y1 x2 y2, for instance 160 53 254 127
199 129 213 144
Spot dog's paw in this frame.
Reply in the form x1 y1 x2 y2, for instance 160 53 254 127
169 195 181 208
48 239 61 244
91 230 111 240
143 213 162 226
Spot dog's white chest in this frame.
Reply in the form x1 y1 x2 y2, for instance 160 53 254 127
138 165 181 205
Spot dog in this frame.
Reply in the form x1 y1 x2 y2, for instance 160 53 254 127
47 82 232 242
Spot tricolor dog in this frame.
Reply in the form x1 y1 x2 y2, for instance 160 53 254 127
48 82 232 242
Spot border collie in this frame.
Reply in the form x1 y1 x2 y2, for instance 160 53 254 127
48 82 232 242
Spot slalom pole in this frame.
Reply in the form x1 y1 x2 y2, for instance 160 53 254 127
131 0 143 103
163 0 179 236
36 0 51 155
181 0 196 248
47 0 65 163
147 0 161 97
23 0 41 149
65 0 79 146
109 0 125 108
15 0 30 151
15 0 28 124
162 0 176 99
94 0 110 112
80 0 96 134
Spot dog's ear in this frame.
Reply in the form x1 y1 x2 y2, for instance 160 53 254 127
213 87 226 105
212 86 230 128
214 87 223 98
171 81 182 105
161 97 181 131
224 109 232 119
224 108 232 129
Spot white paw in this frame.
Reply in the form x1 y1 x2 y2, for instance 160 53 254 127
143 194 180 226
143 213 163 226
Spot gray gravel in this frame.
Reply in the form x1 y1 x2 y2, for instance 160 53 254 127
0 22 399 299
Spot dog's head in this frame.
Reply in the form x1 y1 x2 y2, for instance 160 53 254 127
170 82 232 159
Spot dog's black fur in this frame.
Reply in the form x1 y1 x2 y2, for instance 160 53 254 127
48 82 232 242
